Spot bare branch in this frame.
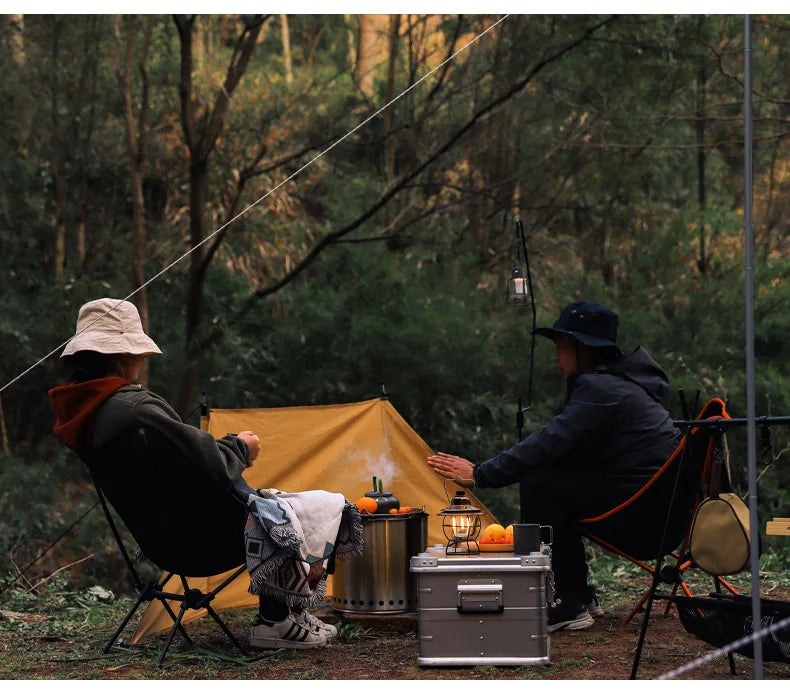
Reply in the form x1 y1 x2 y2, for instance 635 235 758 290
200 16 269 155
247 15 618 303
27 554 95 593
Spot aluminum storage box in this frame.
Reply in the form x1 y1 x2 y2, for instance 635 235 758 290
410 545 551 667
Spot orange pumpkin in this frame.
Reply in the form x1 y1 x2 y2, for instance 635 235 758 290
356 497 378 514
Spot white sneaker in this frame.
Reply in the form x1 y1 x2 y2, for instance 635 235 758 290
298 610 338 639
249 612 328 649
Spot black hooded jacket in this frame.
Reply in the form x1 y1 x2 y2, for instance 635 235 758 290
473 346 681 496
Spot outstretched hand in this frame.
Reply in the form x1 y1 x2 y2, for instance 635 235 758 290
427 451 475 488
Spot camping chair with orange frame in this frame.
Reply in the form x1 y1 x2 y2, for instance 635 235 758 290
576 396 740 678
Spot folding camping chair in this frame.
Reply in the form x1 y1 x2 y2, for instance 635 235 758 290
81 424 250 667
631 412 790 678
576 397 740 677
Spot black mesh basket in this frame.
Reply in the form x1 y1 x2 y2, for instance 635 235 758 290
674 594 790 664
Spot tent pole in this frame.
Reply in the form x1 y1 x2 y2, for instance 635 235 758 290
743 13 763 678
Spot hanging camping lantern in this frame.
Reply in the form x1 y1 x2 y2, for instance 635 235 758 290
506 218 534 307
506 242 529 307
438 488 483 556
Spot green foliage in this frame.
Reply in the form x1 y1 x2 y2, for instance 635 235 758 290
2 14 790 588
2 550 790 678
337 621 367 642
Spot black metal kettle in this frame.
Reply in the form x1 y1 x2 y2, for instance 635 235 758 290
364 476 400 514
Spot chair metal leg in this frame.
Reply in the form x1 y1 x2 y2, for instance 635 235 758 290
712 579 738 675
625 588 650 625
157 602 189 668
102 589 149 652
157 596 194 646
716 575 739 597
630 586 657 678
631 557 665 680
727 638 738 674
104 566 249 666
205 604 249 657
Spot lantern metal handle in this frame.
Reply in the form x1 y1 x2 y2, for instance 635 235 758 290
442 477 476 504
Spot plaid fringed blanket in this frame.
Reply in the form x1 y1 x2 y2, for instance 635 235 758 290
244 488 363 608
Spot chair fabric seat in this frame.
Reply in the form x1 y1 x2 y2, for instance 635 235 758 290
83 424 248 576
578 398 728 562
578 442 701 560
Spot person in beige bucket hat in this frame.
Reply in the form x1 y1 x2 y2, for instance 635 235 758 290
60 297 162 358
47 298 336 649
50 296 259 466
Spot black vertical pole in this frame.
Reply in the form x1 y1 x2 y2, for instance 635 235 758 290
516 397 524 441
743 14 763 677
521 220 537 414
514 218 537 444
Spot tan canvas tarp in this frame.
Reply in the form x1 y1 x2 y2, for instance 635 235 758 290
132 397 497 641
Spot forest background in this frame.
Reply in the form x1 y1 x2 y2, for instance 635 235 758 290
1 13 790 593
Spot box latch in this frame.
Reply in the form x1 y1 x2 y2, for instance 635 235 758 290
456 580 504 614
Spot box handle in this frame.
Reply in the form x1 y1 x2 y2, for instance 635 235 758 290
456 582 504 614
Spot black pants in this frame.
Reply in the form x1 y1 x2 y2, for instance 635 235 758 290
519 465 636 598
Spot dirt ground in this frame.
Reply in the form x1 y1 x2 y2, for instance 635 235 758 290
2 589 790 680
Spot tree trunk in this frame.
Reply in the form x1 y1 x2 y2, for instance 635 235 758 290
74 17 101 281
384 14 401 182
356 15 378 96
49 21 66 286
173 14 266 417
345 14 356 69
75 183 86 276
0 394 9 455
115 15 153 385
7 15 25 64
178 157 210 415
695 17 708 276
52 164 68 286
280 14 293 84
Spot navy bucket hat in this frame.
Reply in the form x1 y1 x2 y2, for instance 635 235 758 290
532 301 619 348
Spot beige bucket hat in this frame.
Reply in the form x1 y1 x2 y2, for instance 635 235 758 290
60 298 162 358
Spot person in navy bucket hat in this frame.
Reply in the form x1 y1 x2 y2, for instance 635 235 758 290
532 301 619 348
427 300 681 633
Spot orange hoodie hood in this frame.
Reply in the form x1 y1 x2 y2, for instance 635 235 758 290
48 377 128 455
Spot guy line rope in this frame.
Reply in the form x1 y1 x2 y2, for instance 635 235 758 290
0 14 510 397
658 614 790 679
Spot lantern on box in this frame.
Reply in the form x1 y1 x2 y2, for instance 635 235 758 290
438 487 484 556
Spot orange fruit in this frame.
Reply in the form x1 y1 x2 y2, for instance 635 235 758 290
356 497 378 514
483 523 505 540
399 506 412 514
504 524 514 541
389 508 399 514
